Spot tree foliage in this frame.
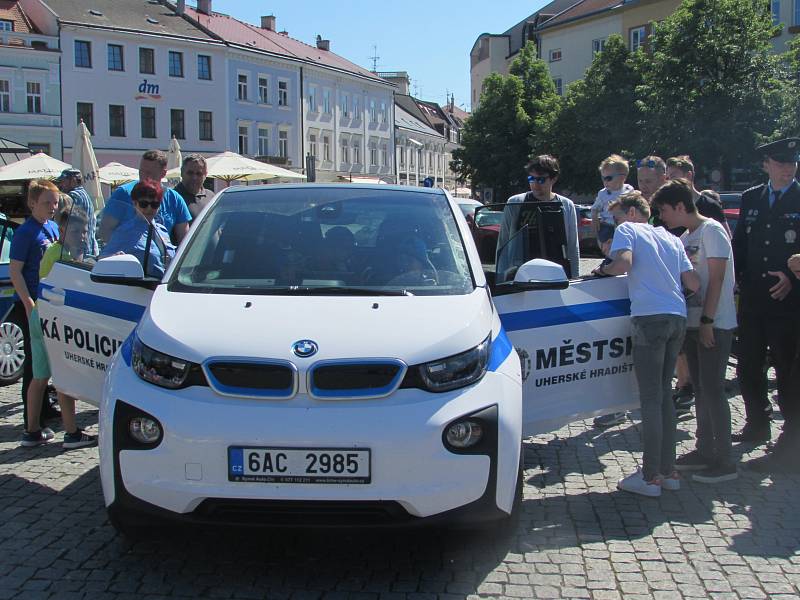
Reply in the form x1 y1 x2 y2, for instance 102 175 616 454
547 35 641 194
509 41 561 152
450 74 531 202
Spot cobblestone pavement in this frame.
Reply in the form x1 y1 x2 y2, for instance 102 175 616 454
1 260 798 600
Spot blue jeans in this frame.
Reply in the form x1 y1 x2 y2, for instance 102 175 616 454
631 314 687 480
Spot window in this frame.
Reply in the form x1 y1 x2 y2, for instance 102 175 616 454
238 125 249 155
258 127 269 156
352 139 360 164
592 38 606 56
77 102 93 133
170 108 185 139
139 47 155 74
278 130 288 158
308 86 317 112
773 0 781 25
549 49 562 62
409 147 415 167
140 107 156 138
553 78 563 96
26 82 41 114
197 55 211 80
369 100 376 122
381 145 388 167
75 40 92 68
380 101 387 123
258 76 269 103
630 26 646 52
278 80 288 106
340 94 349 117
236 73 247 100
323 89 331 114
322 134 330 161
107 44 124 71
353 96 360 119
109 105 126 137
0 80 9 112
795 0 800 25
169 51 184 77
0 19 13 31
237 74 248 101
369 144 377 166
199 111 213 141
309 133 318 161
398 147 405 168
341 138 349 163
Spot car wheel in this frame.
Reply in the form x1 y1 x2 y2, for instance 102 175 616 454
0 316 25 386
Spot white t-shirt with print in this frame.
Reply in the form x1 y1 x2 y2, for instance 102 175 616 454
680 219 737 330
591 183 634 225
610 222 693 317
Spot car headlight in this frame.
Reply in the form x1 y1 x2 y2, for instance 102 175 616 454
418 334 490 392
132 337 192 389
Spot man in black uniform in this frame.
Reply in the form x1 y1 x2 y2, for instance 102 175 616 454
732 138 800 473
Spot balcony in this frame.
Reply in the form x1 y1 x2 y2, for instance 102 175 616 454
0 31 59 51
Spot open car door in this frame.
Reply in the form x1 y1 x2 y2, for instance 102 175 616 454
0 217 23 385
489 201 639 436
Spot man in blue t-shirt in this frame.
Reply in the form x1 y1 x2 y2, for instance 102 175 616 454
9 180 60 433
98 150 190 245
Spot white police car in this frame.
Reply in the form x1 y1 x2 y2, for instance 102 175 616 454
38 185 637 533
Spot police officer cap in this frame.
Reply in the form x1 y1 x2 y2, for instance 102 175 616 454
56 168 82 182
756 137 800 163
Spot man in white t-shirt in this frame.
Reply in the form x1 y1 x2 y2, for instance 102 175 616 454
652 179 738 484
593 191 699 497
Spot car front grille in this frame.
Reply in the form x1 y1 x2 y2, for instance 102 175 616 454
205 361 297 399
308 361 406 399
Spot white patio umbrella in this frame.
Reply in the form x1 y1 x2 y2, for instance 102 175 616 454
98 162 139 187
0 152 71 181
73 120 104 210
167 136 182 174
167 151 306 185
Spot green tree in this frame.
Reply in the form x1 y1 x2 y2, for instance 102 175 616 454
775 36 800 137
636 0 783 186
547 35 642 194
451 74 531 202
509 41 561 152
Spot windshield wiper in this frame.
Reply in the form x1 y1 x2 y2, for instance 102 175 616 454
234 286 413 296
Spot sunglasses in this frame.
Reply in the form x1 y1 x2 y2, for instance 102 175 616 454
136 199 162 209
636 159 657 169
527 175 549 184
602 174 622 182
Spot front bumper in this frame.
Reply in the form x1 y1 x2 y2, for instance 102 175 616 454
100 359 522 527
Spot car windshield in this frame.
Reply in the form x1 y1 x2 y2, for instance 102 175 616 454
475 210 503 227
169 186 474 296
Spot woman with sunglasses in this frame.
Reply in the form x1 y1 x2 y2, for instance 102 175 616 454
99 179 176 278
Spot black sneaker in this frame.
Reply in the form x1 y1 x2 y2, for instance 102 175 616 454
673 384 694 411
675 450 712 471
732 423 771 444
593 412 627 428
63 429 98 450
21 428 55 447
692 463 738 484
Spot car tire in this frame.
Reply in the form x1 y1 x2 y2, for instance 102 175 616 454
0 314 25 386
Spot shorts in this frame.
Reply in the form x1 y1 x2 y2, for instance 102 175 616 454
597 222 615 244
29 306 51 380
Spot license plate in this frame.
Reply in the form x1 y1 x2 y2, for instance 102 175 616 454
228 447 371 484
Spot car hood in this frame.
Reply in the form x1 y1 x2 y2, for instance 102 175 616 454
137 286 493 366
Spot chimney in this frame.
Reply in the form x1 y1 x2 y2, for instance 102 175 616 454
260 15 276 31
197 0 211 15
279 30 288 36
176 0 185 14
316 35 330 51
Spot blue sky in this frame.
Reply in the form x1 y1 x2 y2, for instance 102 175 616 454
213 1 550 111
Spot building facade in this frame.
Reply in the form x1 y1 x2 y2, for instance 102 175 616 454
1 0 61 157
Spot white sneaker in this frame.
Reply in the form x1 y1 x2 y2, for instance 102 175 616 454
660 471 680 491
617 469 661 497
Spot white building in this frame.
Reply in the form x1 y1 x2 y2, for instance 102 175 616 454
33 0 228 167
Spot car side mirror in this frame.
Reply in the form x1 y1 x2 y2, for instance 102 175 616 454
90 254 158 289
512 258 569 290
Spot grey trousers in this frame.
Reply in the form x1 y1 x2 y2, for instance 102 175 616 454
631 314 687 480
683 328 734 465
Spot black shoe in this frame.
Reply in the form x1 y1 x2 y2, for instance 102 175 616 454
675 450 712 471
63 428 98 450
673 384 694 409
692 462 738 484
732 424 771 444
593 412 627 428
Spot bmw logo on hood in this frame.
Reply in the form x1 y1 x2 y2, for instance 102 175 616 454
292 340 318 358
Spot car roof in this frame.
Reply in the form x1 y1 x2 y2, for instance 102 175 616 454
221 183 449 196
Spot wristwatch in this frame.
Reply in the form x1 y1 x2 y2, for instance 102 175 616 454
700 315 714 325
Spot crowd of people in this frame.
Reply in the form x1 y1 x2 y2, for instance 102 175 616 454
508 137 800 493
12 149 209 449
